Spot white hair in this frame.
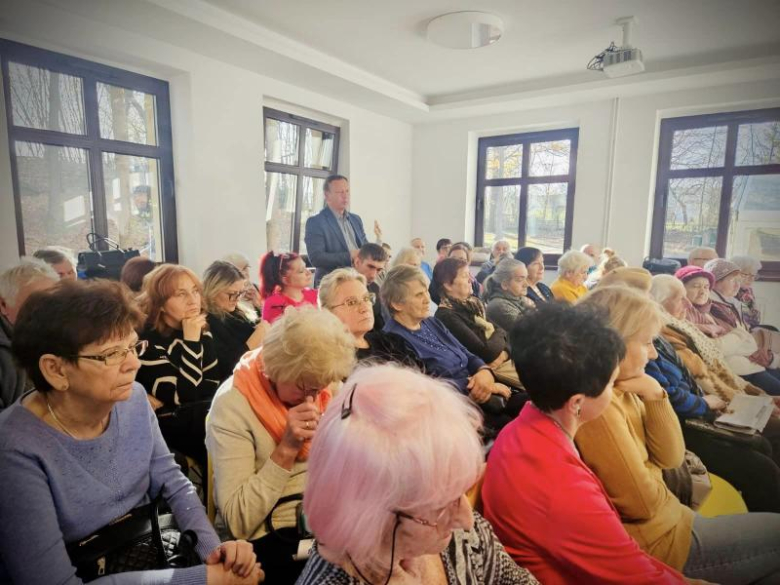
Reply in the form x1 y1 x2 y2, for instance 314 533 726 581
649 274 686 306
729 255 762 275
0 259 58 307
558 250 593 275
391 247 422 269
222 252 251 269
318 268 367 309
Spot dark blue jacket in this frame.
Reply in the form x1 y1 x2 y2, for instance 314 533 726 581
304 207 367 286
646 336 712 421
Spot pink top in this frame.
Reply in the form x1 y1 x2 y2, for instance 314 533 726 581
482 403 685 585
261 288 319 323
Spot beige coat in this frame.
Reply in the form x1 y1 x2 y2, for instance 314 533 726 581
205 379 306 541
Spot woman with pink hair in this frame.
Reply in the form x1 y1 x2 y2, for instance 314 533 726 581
298 364 538 585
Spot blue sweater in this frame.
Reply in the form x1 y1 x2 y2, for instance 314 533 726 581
0 384 220 584
645 353 709 421
384 317 485 393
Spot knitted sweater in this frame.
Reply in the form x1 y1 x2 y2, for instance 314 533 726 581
0 385 220 584
574 380 694 570
550 278 587 303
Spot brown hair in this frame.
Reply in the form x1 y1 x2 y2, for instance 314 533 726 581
12 280 144 392
431 257 468 301
140 264 203 335
120 256 157 293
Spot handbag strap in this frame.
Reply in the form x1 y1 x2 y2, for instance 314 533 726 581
264 494 305 543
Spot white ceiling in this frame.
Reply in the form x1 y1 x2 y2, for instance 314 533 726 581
204 0 780 101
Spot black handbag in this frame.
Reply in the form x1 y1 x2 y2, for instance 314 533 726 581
66 493 200 582
642 257 681 275
77 233 140 280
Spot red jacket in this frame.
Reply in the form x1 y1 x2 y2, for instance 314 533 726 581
482 403 685 584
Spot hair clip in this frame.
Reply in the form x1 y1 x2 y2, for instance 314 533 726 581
341 383 358 419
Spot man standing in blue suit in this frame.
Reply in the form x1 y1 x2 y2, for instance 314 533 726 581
305 175 368 286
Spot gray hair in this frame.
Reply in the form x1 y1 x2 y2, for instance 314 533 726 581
558 250 592 275
729 255 762 275
32 246 75 266
492 239 510 254
0 259 58 307
319 268 367 309
380 265 428 314
222 252 251 271
483 259 525 300
391 247 422 269
649 274 685 306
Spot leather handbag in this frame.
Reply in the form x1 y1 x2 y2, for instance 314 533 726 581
66 494 200 582
77 233 140 281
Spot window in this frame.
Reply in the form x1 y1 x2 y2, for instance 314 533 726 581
1 39 177 261
263 108 340 254
475 128 578 263
650 108 780 280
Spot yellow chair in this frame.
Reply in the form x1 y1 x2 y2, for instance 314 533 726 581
698 473 748 518
466 473 485 514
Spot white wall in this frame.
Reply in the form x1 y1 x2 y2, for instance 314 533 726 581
0 3 413 276
412 80 780 325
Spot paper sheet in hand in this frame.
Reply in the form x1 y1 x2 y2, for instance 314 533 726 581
714 394 773 435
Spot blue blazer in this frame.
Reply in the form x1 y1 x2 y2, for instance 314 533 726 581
304 207 368 285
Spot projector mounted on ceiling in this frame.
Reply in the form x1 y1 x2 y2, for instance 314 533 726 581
587 16 645 78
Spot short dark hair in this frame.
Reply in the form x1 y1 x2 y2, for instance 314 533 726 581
509 302 625 411
435 238 452 252
357 243 388 263
13 280 144 392
431 257 468 302
515 246 542 266
324 175 349 193
120 256 157 293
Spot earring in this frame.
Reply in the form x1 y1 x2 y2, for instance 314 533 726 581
576 405 582 418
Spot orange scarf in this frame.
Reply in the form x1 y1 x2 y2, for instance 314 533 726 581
233 348 331 461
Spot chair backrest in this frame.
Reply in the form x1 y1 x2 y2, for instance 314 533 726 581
698 473 748 518
466 473 486 514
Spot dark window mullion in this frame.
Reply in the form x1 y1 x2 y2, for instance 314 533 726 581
715 123 739 255
82 74 108 246
518 141 531 246
291 127 308 253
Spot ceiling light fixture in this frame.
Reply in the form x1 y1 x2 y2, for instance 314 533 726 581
427 11 503 50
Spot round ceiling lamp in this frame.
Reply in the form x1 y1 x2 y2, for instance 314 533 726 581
427 11 504 50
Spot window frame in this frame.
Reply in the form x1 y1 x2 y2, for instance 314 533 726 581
475 127 579 266
263 107 340 254
1 38 178 260
650 107 780 281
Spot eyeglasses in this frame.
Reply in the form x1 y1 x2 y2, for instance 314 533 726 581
740 272 757 281
331 293 375 310
225 291 242 301
69 340 148 366
297 381 323 400
396 496 462 534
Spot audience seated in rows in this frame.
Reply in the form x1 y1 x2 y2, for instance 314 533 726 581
551 249 592 302
649 274 780 513
577 285 780 582
677 265 780 395
222 252 264 312
482 258 534 334
687 246 718 268
136 264 219 468
483 302 688 584
352 243 388 331
259 251 318 324
514 246 554 304
432 258 521 388
381 265 521 432
298 364 539 585
119 255 157 293
0 260 58 411
476 239 511 284
203 261 268 382
0 280 261 585
32 246 77 280
206 307 355 585
319 268 421 368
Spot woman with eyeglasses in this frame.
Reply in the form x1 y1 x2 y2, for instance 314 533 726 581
206 306 355 585
482 258 535 335
298 363 539 585
0 280 262 584
259 251 317 324
137 264 220 468
319 268 422 368
514 247 554 305
203 261 269 383
550 250 592 303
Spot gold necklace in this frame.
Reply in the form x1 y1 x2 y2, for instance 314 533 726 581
535 404 575 443
44 395 78 439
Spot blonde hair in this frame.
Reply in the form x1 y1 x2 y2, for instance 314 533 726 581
391 247 422 269
579 285 666 341
262 306 356 387
318 268 367 309
202 260 257 321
